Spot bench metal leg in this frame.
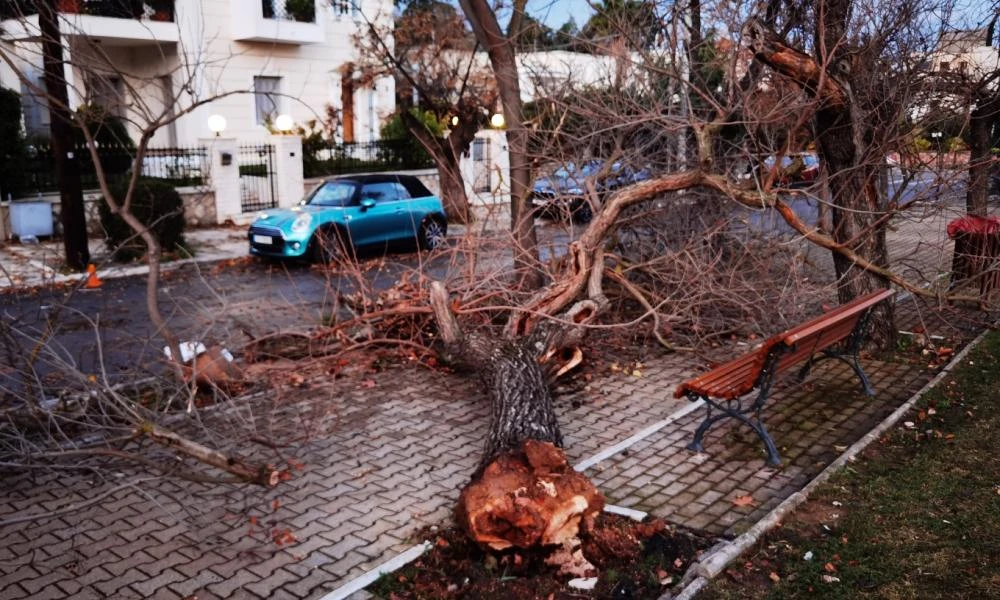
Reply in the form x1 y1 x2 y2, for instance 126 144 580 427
687 394 783 466
797 350 875 396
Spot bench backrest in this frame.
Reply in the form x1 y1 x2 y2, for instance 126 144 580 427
674 288 894 400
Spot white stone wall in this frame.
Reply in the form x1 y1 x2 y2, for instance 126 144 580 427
1 0 396 146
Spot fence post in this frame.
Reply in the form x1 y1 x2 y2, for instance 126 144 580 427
269 134 304 208
200 137 241 224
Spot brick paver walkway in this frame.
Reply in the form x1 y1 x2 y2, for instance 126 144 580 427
1 194 991 599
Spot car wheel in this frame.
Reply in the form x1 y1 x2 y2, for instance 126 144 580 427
310 226 343 264
418 217 447 250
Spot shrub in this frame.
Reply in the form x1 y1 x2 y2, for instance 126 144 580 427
380 109 442 166
98 178 185 261
946 136 968 152
73 104 135 178
911 136 932 153
0 87 28 199
285 0 315 22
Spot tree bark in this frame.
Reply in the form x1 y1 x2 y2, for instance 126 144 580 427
967 94 999 217
401 110 473 223
39 0 89 271
459 0 541 288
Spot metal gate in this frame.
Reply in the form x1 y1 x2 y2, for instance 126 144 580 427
471 138 492 193
238 144 277 212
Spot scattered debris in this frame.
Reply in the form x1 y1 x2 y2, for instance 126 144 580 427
567 577 598 590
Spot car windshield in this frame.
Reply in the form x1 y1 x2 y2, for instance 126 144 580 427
306 181 356 207
551 161 605 180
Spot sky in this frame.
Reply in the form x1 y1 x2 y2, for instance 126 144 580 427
529 0 595 29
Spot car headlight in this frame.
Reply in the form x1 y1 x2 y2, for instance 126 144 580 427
290 212 312 233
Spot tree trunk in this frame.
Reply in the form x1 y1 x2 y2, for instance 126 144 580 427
429 282 603 554
459 0 541 288
39 0 89 271
401 110 472 223
967 95 999 217
473 339 562 470
436 156 470 223
813 0 894 349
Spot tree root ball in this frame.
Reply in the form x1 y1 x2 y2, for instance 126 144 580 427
457 440 605 551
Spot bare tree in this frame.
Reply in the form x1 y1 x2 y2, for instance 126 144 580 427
356 1 497 222
460 0 542 287
0 5 286 487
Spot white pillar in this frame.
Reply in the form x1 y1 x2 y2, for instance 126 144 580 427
201 137 242 224
269 134 304 208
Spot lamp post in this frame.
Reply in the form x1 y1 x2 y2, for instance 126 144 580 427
274 114 294 134
208 114 227 137
930 131 943 169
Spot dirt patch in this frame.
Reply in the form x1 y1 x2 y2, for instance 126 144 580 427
370 514 714 599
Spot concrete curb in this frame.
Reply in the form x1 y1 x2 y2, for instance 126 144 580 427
665 327 990 599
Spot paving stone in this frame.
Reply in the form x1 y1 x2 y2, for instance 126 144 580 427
167 568 225 598
205 569 263 599
243 567 302 598
129 568 187 598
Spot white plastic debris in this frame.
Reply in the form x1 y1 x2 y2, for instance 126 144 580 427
163 341 206 363
568 578 598 590
803 551 814 561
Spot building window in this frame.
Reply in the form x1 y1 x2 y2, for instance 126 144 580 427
254 76 281 125
331 0 350 17
939 61 950 71
86 74 126 118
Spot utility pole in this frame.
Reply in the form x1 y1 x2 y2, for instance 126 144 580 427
38 0 89 271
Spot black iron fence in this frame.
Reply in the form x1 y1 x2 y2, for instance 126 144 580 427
22 142 207 194
303 138 435 179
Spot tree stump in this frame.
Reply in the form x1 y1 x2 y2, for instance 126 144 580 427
457 439 604 551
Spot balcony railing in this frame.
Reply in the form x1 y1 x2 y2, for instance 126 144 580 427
0 1 175 23
261 0 315 23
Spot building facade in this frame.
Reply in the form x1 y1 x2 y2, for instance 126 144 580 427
0 0 396 146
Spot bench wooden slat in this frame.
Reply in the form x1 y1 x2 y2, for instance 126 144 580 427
674 289 893 401
781 289 894 346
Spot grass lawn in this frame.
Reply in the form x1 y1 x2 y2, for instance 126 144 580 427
701 331 1000 599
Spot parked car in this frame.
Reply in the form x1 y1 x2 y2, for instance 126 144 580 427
530 160 652 223
748 152 820 187
248 173 448 262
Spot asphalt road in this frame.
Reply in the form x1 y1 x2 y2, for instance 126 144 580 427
0 245 457 395
0 168 965 397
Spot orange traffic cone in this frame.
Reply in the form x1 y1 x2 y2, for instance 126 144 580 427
84 264 102 289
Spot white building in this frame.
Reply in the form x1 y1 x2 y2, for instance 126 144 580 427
0 0 396 146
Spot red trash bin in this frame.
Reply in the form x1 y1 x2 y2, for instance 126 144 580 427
948 215 1000 297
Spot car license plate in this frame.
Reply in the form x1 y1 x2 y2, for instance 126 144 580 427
253 234 273 245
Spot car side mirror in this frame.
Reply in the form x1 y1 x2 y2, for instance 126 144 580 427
360 198 376 211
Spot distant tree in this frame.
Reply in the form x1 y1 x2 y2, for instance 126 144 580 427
581 0 660 50
358 0 493 221
515 14 556 51
554 17 580 49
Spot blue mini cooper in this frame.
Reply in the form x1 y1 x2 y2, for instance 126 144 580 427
248 174 448 262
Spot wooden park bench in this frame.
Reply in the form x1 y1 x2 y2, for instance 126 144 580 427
674 288 895 466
